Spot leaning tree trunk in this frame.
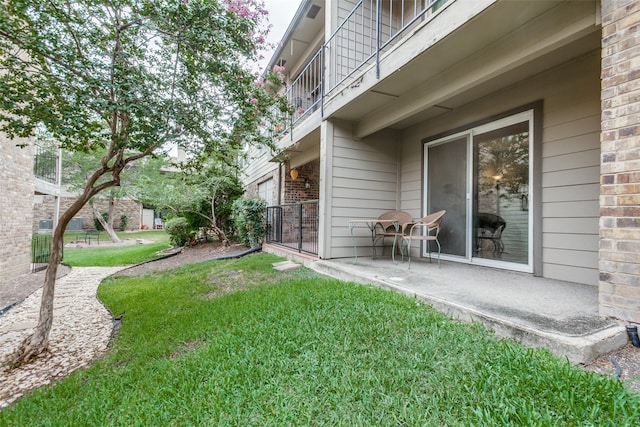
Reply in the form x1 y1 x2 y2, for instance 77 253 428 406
91 203 121 243
210 194 230 246
7 196 85 367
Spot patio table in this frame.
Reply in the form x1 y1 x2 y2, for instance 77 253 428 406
349 219 400 264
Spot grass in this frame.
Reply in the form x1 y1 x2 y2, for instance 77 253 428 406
1 253 638 425
62 230 170 267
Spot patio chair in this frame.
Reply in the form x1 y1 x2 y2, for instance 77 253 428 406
476 213 506 253
373 210 413 259
400 210 446 269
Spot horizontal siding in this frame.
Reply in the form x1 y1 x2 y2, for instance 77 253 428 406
543 183 600 202
542 201 599 218
543 264 598 286
543 233 599 251
542 166 600 187
397 50 601 284
332 176 397 191
542 217 599 234
328 123 401 258
542 148 599 173
542 248 598 270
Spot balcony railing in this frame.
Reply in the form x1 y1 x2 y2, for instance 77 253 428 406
34 143 59 184
271 0 448 137
266 200 319 255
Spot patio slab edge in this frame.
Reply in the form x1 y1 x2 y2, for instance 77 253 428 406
310 259 627 365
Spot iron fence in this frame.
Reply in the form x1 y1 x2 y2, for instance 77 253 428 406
34 143 59 184
31 233 52 272
266 200 318 255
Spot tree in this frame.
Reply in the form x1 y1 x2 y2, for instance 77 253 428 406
0 0 289 365
131 155 244 246
63 147 131 242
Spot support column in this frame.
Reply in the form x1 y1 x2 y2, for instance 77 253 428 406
599 0 640 322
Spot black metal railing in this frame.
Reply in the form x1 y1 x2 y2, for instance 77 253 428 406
31 233 52 272
266 200 319 255
34 143 59 184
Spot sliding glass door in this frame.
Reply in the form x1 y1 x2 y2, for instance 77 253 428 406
426 135 468 258
425 111 533 271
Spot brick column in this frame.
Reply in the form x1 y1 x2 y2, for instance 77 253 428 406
600 0 640 322
0 136 34 279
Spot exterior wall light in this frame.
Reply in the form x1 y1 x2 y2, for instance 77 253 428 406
290 168 299 181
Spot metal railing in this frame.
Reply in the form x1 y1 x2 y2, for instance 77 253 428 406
31 233 52 272
266 200 319 255
325 0 445 95
34 143 59 184
268 0 449 139
288 49 324 127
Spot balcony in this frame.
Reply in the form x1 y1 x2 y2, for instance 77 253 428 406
272 0 449 138
34 142 61 196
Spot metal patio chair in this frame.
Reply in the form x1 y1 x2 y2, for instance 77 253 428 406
400 210 446 269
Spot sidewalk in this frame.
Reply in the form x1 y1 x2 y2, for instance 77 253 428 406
0 267 124 409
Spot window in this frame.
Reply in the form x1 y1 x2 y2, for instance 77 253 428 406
258 179 274 206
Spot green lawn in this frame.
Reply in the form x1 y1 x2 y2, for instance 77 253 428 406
1 253 638 425
62 231 170 266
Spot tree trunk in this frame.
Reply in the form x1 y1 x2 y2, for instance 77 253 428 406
210 194 230 246
107 192 116 230
91 203 121 243
7 197 82 366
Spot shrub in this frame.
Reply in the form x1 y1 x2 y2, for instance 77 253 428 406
164 217 193 246
119 214 129 231
232 196 266 247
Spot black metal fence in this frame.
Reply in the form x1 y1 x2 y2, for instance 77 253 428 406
31 233 53 272
266 200 319 255
34 143 58 184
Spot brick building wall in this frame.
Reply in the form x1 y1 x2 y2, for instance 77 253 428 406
0 135 34 278
283 159 320 204
33 195 141 232
600 0 640 322
244 159 320 206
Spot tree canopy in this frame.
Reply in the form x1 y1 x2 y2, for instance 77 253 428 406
0 0 288 365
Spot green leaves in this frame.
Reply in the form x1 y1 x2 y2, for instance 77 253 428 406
0 0 285 165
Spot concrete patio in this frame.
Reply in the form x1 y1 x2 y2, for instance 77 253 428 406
264 244 628 365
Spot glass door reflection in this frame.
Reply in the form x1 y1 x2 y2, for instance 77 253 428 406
473 122 529 264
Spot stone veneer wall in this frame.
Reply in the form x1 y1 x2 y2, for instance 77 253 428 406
33 196 141 232
600 0 640 322
0 135 34 278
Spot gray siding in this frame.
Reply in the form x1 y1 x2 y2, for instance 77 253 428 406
327 122 401 258
399 50 601 285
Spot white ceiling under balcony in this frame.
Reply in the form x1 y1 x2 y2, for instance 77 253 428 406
268 1 324 79
322 0 602 139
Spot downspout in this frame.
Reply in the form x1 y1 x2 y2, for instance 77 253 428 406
278 162 282 205
376 0 381 79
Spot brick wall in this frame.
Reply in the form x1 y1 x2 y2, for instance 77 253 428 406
600 0 640 322
244 159 320 206
0 134 34 278
33 195 141 232
283 159 320 204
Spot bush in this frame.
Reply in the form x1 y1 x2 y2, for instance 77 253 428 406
232 197 266 247
119 214 129 231
164 217 193 246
